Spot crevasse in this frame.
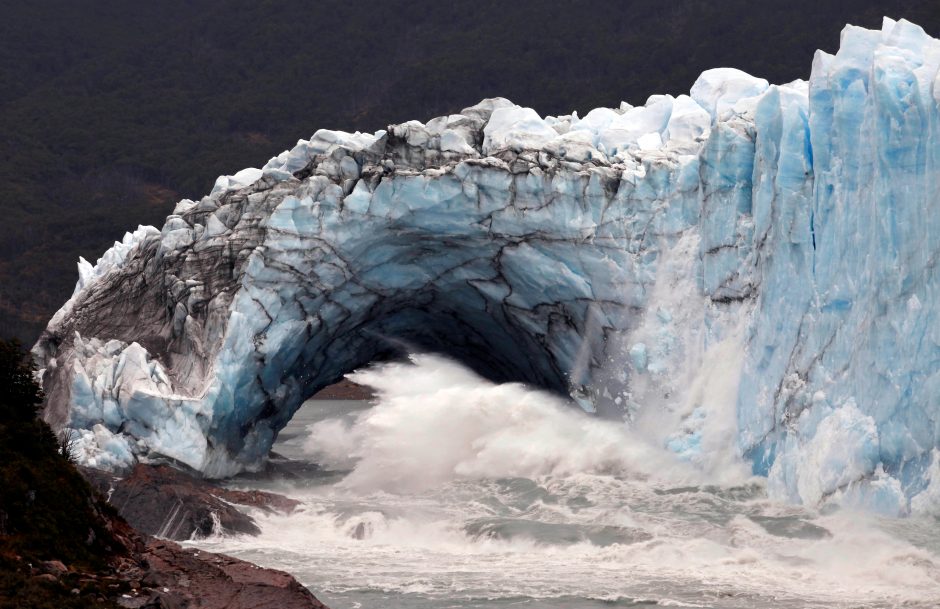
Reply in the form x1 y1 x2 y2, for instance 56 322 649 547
33 18 940 515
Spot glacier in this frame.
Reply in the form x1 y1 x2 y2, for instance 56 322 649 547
33 18 940 515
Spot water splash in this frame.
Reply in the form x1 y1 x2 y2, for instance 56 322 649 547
303 354 745 493
188 357 940 608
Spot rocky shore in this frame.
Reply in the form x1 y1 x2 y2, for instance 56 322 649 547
122 537 327 609
86 463 324 608
310 378 373 400
82 464 300 540
7 510 326 609
5 463 324 609
0 341 327 609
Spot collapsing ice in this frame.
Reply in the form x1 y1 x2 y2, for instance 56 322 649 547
33 18 940 515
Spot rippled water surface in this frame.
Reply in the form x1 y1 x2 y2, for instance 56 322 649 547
189 361 940 609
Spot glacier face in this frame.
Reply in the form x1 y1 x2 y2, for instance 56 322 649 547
33 18 940 514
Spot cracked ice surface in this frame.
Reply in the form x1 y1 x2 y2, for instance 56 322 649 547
33 18 940 514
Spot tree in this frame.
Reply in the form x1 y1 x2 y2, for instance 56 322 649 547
0 340 44 423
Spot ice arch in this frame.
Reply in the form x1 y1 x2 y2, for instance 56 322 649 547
34 102 659 475
34 19 940 514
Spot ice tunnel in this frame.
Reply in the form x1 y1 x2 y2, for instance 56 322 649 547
33 18 940 513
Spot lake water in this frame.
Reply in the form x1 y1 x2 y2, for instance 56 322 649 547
188 358 940 609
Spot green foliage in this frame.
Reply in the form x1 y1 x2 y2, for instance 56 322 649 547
0 341 121 569
0 340 43 422
0 0 938 344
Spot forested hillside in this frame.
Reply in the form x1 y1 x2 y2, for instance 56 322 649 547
2 0 938 343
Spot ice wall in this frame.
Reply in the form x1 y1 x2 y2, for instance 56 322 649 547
752 19 940 513
33 18 940 514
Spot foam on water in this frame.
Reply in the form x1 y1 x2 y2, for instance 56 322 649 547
303 355 723 492
189 356 940 609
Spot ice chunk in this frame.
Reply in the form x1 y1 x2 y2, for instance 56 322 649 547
210 167 262 195
482 106 559 153
629 343 648 372
769 402 880 506
690 68 769 121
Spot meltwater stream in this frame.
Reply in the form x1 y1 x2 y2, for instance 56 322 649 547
188 356 940 609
